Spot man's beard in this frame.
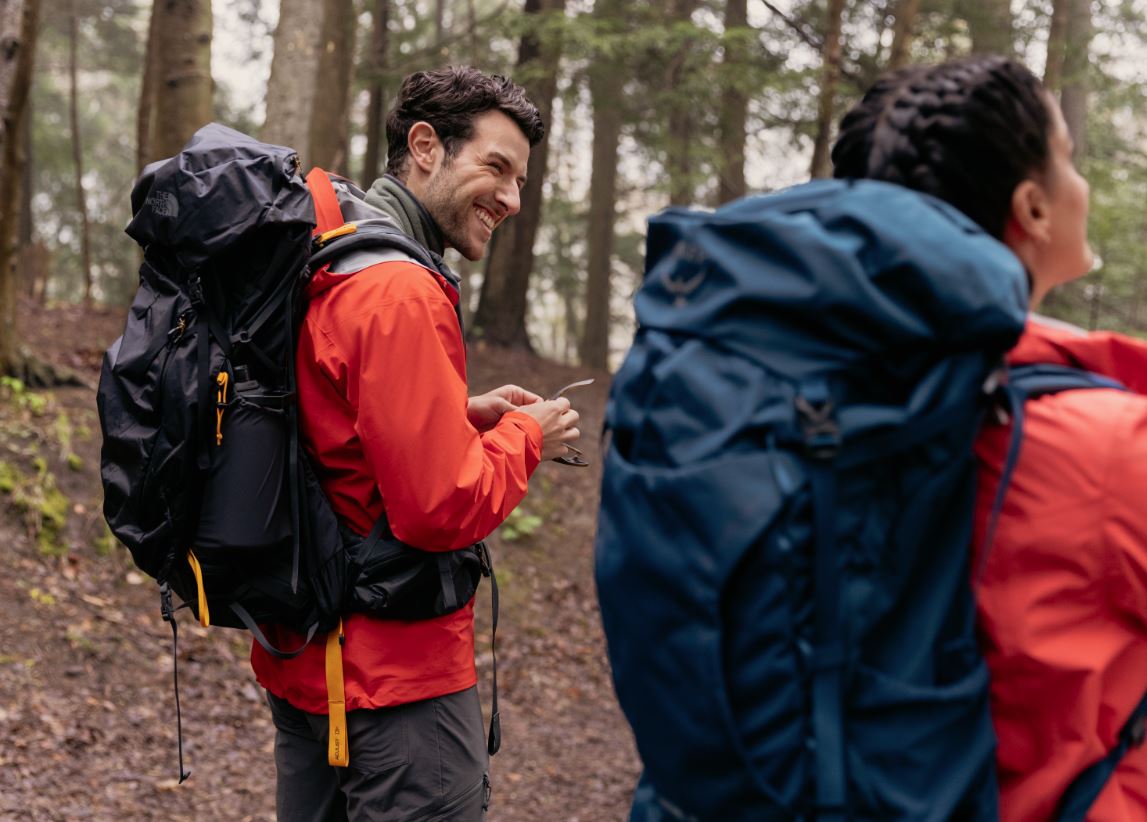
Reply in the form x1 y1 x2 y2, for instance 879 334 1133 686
421 164 484 261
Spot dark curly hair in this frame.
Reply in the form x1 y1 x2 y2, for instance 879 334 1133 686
831 55 1051 239
385 65 545 178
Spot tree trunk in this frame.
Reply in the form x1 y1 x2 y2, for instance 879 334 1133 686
361 0 391 184
887 0 920 70
263 0 323 162
153 0 213 160
965 0 1013 56
1059 0 1091 162
1044 0 1069 91
69 0 93 307
716 0 748 204
0 0 40 376
136 0 160 170
809 0 846 179
580 0 624 369
308 0 356 174
471 0 566 348
666 0 699 205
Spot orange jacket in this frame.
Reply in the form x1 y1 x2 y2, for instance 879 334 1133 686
974 319 1147 821
251 177 542 713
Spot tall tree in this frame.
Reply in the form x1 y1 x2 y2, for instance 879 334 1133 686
471 0 567 348
263 0 323 162
1059 0 1091 161
68 0 92 307
716 0 748 204
1044 0 1069 91
0 0 40 375
666 0 699 205
151 0 213 160
361 0 391 184
580 0 625 369
887 0 921 70
135 0 160 170
308 0 356 173
809 0 847 179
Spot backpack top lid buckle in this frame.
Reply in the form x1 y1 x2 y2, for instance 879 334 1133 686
795 385 840 460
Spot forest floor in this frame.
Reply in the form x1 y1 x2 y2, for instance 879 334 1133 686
0 299 639 821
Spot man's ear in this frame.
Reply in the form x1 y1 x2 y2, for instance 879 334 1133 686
407 121 441 175
1009 179 1052 244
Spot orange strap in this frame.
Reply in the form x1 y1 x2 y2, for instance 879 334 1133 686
325 618 349 767
305 167 345 236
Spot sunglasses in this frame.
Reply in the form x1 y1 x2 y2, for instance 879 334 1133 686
548 379 594 467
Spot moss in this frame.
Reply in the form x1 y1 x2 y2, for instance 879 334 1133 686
0 461 16 494
93 524 118 557
66 453 84 472
35 483 70 557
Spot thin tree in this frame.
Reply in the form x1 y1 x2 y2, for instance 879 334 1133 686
136 0 161 170
1059 0 1091 161
809 0 847 179
361 0 391 184
68 0 93 307
0 0 41 376
887 0 920 70
716 0 748 204
1044 0 1069 91
666 0 699 205
309 0 356 174
580 0 625 369
152 0 213 160
472 0 566 348
263 0 323 162
965 0 1013 57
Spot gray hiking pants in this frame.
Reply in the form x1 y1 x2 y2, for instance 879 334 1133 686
266 686 490 822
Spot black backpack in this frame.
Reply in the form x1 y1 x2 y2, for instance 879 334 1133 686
97 123 498 777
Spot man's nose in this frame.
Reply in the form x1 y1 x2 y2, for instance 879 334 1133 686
497 180 521 217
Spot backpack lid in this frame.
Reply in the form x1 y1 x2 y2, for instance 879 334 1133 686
126 123 316 271
638 178 1029 382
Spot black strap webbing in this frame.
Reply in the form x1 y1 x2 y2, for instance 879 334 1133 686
159 583 192 783
1057 689 1147 821
229 602 320 659
484 544 501 756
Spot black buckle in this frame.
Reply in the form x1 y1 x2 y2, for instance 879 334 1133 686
1128 712 1146 748
795 393 840 459
159 581 175 623
188 276 205 306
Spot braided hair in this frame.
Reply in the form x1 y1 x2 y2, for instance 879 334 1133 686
831 56 1051 239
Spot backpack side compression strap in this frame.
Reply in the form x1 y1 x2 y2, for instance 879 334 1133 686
1057 689 1147 821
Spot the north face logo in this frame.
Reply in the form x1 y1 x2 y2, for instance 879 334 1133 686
146 191 178 218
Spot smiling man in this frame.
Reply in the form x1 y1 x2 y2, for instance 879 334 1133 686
252 67 581 821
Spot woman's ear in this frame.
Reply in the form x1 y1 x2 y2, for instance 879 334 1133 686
407 121 441 175
1009 179 1052 245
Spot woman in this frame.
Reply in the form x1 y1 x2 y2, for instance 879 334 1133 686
832 56 1147 820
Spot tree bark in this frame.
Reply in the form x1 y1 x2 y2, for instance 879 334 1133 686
0 0 40 376
965 0 1013 56
152 0 213 161
716 0 748 204
361 0 391 184
580 0 624 369
471 0 566 348
666 0 699 205
136 0 160 170
1059 0 1091 161
308 0 356 174
263 0 323 162
887 0 920 70
69 0 93 307
1044 0 1069 91
809 0 846 179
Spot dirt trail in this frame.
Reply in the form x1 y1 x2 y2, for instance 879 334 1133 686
0 302 639 821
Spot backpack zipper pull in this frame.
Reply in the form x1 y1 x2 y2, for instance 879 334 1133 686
215 370 230 446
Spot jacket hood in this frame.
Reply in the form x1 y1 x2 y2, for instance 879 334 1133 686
126 123 315 272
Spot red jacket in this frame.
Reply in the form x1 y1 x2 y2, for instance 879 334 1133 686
252 177 542 713
974 319 1147 821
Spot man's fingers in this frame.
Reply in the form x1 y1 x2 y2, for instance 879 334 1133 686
560 427 581 443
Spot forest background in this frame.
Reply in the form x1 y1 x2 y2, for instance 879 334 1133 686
3 0 1147 378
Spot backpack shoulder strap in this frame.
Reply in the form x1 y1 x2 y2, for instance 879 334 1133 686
306 167 345 235
978 364 1128 578
1057 688 1147 822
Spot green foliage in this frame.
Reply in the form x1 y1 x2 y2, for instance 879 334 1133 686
499 506 544 542
1 377 48 416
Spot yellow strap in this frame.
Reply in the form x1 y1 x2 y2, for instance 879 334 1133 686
316 223 357 246
215 371 229 446
326 618 349 767
186 550 210 627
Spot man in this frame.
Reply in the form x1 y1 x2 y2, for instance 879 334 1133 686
251 66 580 821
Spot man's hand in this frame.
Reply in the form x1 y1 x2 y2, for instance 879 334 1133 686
467 384 544 431
514 396 581 461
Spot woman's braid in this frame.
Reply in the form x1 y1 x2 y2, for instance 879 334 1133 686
831 56 1050 239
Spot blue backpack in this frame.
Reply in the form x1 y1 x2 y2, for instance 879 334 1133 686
595 179 1029 821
